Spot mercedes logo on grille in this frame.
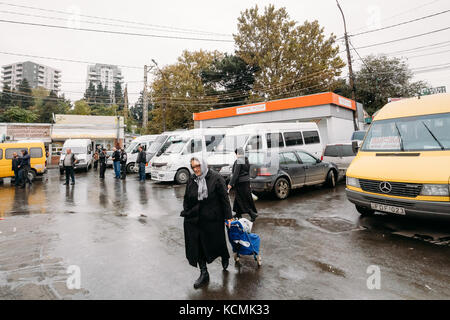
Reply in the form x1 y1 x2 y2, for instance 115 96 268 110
379 181 392 193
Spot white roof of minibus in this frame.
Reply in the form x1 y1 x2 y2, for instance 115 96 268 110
225 122 318 135
63 139 91 146
169 128 226 139
133 134 159 142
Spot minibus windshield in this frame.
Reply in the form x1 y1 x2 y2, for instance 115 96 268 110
164 140 187 154
125 141 139 153
148 135 168 153
215 134 249 152
362 112 450 152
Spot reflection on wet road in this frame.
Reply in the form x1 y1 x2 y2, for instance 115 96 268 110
0 169 449 299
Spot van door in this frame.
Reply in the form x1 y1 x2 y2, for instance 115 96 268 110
296 151 325 184
279 151 305 186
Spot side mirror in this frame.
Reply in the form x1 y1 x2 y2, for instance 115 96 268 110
352 140 360 154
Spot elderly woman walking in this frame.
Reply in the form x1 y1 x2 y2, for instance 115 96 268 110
228 148 258 221
182 157 233 289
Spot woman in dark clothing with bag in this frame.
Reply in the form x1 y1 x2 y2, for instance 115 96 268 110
228 148 258 222
182 157 233 289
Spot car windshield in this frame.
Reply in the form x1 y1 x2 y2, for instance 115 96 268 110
351 131 366 141
148 135 168 153
215 134 249 152
63 147 86 154
362 112 450 151
164 140 187 154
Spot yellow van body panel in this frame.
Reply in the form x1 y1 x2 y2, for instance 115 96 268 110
0 142 47 179
374 93 449 121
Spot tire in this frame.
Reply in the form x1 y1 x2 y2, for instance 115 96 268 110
355 205 375 216
28 170 36 182
273 177 290 200
175 168 190 184
325 169 337 188
126 162 135 173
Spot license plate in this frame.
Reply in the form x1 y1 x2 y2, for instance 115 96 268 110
371 203 406 215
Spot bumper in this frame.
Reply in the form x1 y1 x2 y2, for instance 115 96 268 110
150 169 176 182
250 177 275 193
346 188 450 218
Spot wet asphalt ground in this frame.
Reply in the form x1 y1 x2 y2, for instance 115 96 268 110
0 168 449 300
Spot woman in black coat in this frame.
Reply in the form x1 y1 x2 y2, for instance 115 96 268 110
182 157 233 289
228 148 258 221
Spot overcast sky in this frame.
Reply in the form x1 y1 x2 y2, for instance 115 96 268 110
1 0 449 104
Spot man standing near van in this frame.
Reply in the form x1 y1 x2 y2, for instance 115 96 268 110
120 148 127 179
63 148 78 185
112 147 121 179
11 152 21 187
18 149 32 188
136 145 146 182
99 148 108 179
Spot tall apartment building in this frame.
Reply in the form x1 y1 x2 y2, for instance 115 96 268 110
1 61 61 92
86 64 123 97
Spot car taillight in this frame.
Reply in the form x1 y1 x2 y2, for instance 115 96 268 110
321 155 323 161
257 167 272 176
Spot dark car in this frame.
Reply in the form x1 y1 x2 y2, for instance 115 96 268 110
248 150 338 200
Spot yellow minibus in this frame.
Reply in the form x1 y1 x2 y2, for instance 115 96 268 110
346 93 450 218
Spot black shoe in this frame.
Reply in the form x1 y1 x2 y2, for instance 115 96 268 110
249 211 258 222
63 182 69 185
71 181 75 185
194 270 209 289
222 258 229 271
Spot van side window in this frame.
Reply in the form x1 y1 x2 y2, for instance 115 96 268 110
246 135 262 151
303 131 320 144
5 148 24 159
30 148 43 158
188 139 203 154
206 135 223 152
266 133 284 148
283 132 303 146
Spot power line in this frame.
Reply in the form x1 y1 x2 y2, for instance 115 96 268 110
0 10 234 38
352 26 450 50
382 40 450 55
0 1 231 37
349 9 450 37
0 19 235 43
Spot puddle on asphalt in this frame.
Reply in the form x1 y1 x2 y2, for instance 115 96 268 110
311 260 346 278
306 216 362 233
254 217 299 228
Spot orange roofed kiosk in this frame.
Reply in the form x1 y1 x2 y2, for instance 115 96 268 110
193 92 365 146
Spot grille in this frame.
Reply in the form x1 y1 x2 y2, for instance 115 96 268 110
152 162 167 168
363 196 415 208
359 179 422 198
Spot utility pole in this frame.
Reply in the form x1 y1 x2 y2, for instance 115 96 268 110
123 84 128 127
143 65 149 130
337 0 359 131
151 59 167 132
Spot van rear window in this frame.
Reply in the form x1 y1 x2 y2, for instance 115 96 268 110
30 147 43 158
303 131 320 144
266 133 284 148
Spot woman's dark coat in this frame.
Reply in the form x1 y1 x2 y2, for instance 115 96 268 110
230 157 257 215
182 170 232 267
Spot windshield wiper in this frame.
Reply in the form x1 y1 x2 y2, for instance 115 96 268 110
393 122 405 151
422 121 445 150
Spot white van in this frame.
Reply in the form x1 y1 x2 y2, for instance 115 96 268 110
150 128 225 184
59 139 93 173
124 134 159 173
207 122 323 180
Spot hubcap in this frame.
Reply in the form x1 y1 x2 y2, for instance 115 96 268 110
277 180 288 198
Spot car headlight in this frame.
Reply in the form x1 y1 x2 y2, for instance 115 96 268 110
420 184 449 196
346 176 360 188
220 165 232 173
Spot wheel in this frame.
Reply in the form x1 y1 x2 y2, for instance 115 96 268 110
175 168 190 184
273 177 290 200
256 255 262 267
126 162 135 173
27 170 36 182
234 252 240 262
325 170 337 188
355 205 375 216
59 168 64 175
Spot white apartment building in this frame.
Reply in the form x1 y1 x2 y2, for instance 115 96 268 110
86 63 123 97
